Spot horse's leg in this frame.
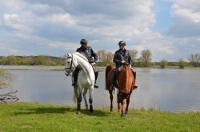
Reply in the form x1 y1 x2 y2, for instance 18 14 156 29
76 87 82 115
109 90 113 111
83 88 88 111
73 86 78 101
121 99 126 117
89 87 94 115
117 90 121 112
73 86 79 113
125 94 130 115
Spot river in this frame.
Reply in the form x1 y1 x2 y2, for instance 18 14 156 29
1 66 200 113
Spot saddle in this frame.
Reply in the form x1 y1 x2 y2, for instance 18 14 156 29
111 65 124 77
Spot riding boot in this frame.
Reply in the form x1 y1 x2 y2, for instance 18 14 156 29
94 72 99 88
72 68 80 86
110 69 119 90
133 71 138 89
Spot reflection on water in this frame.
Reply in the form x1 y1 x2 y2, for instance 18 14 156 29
2 67 200 113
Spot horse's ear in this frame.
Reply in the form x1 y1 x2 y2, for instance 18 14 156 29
66 53 70 57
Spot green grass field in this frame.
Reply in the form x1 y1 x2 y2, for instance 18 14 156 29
0 103 199 132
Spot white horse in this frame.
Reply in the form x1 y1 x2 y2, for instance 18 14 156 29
65 52 95 115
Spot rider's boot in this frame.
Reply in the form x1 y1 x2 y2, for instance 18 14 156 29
110 70 119 91
72 73 78 86
110 84 115 91
94 72 99 88
110 76 116 91
72 68 79 86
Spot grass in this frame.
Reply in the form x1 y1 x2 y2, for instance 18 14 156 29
0 103 200 132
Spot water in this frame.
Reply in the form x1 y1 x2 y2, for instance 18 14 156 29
1 66 200 113
134 68 200 113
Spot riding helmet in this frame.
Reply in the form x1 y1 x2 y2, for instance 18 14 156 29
80 39 88 44
118 41 126 46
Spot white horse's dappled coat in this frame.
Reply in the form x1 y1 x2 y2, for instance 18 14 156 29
65 52 95 115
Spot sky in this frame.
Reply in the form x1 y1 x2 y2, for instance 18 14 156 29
0 0 200 62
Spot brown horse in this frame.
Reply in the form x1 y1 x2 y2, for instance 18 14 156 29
105 64 136 117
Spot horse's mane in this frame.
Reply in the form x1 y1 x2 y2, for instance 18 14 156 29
74 52 88 62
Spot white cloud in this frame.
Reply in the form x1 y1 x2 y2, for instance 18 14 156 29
167 0 200 37
2 14 31 32
0 0 199 61
48 41 79 51
0 0 26 12
50 14 77 26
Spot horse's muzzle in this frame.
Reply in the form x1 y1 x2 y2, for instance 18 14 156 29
64 68 71 76
65 72 70 76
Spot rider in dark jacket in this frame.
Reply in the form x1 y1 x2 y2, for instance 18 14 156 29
110 41 137 90
76 45 98 63
72 39 99 88
113 47 132 68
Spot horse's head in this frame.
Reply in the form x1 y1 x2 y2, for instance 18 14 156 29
64 53 77 76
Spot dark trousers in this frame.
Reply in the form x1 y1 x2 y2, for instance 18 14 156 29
72 68 80 84
111 68 120 85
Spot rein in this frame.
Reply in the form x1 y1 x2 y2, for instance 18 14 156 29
65 54 75 76
65 53 93 76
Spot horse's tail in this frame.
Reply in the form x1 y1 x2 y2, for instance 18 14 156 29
105 65 114 89
73 93 77 104
105 65 112 80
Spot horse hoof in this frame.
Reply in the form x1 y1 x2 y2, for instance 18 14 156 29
121 114 126 117
85 107 89 111
76 111 81 115
90 112 94 116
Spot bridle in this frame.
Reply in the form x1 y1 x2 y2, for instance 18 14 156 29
65 54 75 76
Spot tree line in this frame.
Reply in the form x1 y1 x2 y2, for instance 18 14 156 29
0 52 199 68
96 50 200 68
96 49 152 67
160 53 200 69
0 55 65 66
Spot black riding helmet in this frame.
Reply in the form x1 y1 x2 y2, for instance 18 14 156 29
118 41 126 46
80 39 88 45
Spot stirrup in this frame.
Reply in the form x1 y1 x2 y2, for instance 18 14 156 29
72 82 76 86
110 85 115 91
94 84 99 88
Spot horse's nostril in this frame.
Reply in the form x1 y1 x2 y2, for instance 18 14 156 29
65 73 69 76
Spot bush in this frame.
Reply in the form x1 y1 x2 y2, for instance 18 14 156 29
160 59 168 69
178 58 185 69
0 69 12 89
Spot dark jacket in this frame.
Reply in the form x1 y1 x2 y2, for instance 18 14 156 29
113 49 132 68
76 46 98 63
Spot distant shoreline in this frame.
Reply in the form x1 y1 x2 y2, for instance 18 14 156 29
0 65 106 71
0 65 199 71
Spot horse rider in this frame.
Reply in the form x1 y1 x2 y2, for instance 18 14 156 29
110 40 137 90
72 39 99 88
